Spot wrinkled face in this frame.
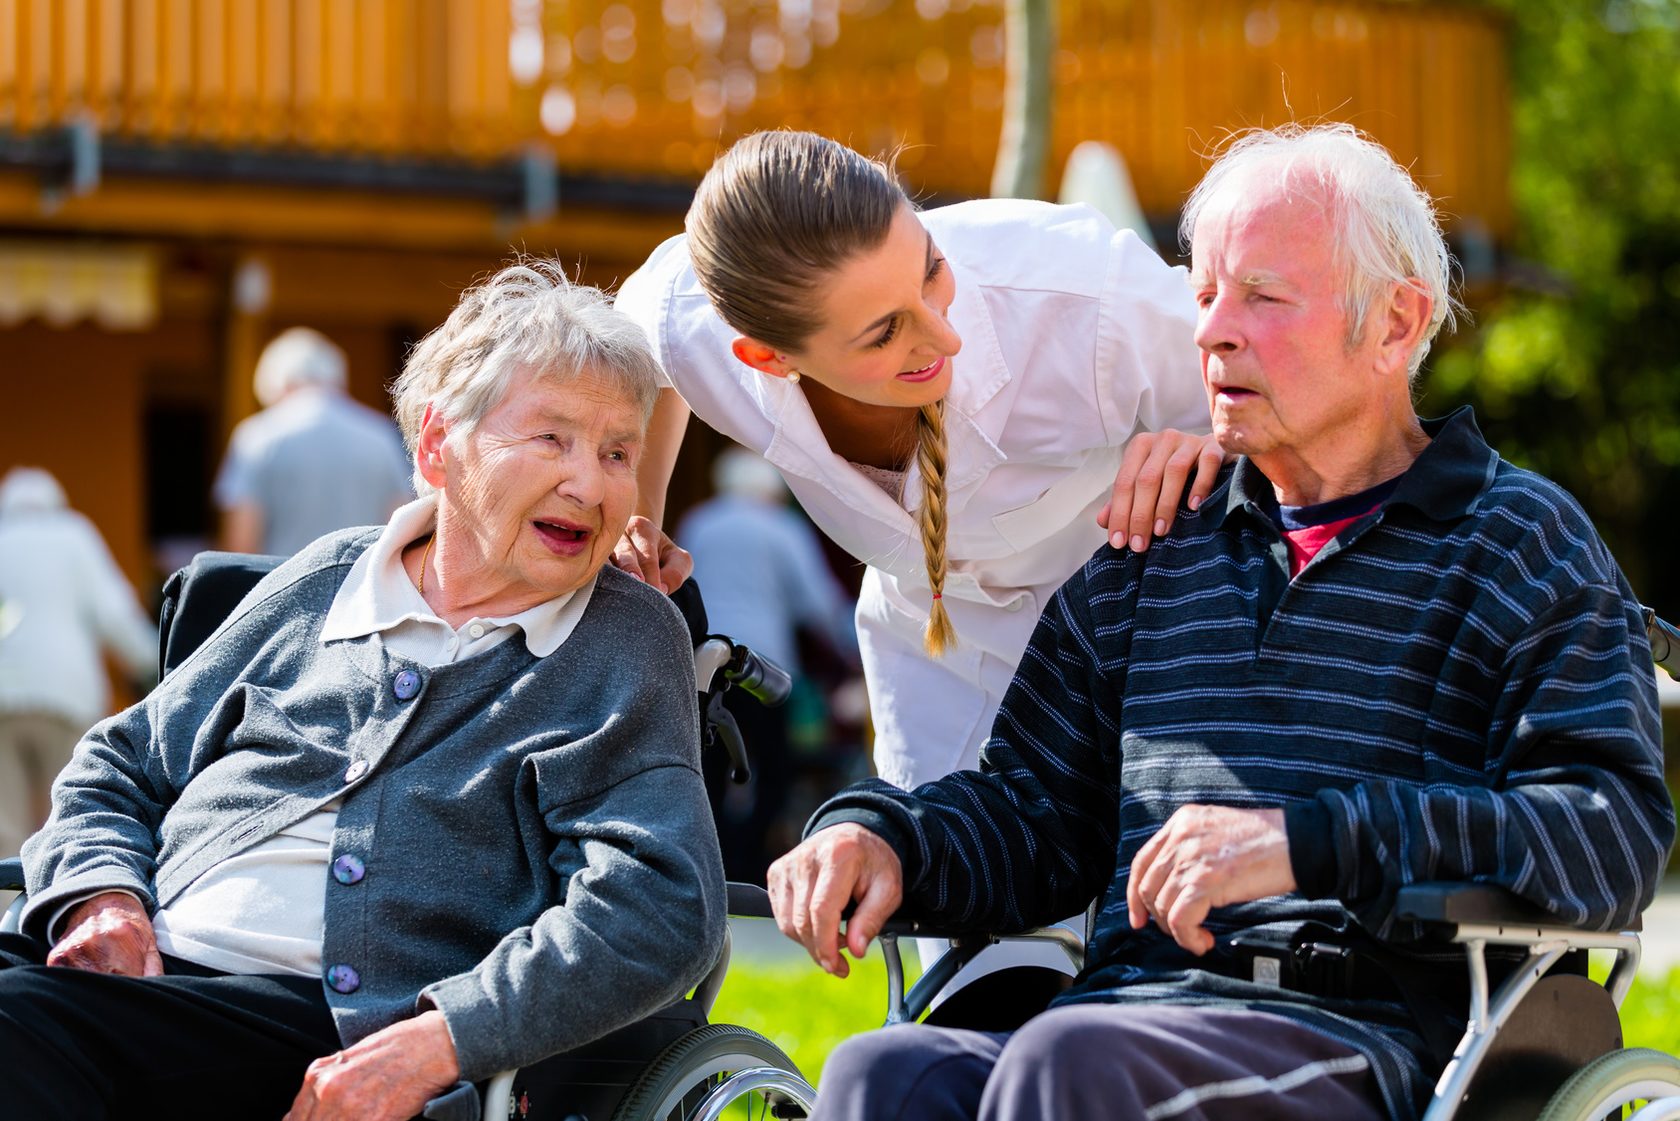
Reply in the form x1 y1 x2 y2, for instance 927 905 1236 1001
435 364 642 611
1190 186 1374 460
784 205 963 408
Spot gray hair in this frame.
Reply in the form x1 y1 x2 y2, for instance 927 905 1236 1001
1180 123 1463 378
254 327 348 407
391 260 663 495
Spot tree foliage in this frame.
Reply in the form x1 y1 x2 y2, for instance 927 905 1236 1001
1423 0 1680 612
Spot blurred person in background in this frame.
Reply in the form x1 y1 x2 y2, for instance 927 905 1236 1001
216 327 413 557
0 467 156 861
678 445 859 883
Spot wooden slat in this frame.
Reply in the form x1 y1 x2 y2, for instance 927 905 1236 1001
0 0 1514 239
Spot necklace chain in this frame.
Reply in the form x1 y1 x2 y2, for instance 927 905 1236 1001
416 535 434 596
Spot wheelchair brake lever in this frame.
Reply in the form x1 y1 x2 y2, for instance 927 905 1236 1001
705 690 753 785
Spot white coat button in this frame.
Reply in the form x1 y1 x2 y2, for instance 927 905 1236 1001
468 623 485 639
344 759 368 783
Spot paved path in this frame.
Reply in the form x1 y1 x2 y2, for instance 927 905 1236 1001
1638 887 1680 978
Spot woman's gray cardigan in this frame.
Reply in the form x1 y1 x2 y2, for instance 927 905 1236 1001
21 528 726 1090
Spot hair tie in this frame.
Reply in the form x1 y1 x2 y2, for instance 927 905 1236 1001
931 592 942 601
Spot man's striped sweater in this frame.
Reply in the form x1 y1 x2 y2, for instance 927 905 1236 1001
814 409 1675 1120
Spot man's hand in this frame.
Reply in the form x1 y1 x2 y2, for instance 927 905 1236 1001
611 515 693 594
767 824 902 978
46 892 163 977
283 1009 460 1121
1126 805 1295 956
1098 430 1227 553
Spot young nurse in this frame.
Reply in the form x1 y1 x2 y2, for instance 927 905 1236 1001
613 130 1217 1018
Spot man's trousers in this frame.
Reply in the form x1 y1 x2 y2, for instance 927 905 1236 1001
0 931 341 1120
811 1003 1390 1121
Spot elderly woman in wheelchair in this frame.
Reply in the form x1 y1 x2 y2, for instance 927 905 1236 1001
0 262 733 1121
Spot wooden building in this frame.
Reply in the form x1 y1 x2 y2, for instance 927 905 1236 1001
0 0 1509 598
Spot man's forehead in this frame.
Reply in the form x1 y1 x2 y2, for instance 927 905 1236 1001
1190 181 1335 267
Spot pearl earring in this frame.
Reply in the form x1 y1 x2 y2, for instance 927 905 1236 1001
786 369 802 385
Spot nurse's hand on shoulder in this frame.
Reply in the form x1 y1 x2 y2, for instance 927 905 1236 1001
612 515 694 594
1099 430 1227 553
768 824 903 979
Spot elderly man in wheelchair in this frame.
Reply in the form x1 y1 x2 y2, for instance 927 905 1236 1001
768 124 1678 1121
0 263 727 1121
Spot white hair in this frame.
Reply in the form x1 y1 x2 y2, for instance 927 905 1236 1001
712 446 787 502
253 327 348 407
391 260 663 495
1180 123 1463 378
0 467 68 517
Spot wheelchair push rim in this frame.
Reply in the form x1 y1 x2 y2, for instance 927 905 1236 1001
611 1022 816 1121
1535 1048 1680 1121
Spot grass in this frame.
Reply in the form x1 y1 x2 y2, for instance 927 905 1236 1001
709 950 912 1087
713 954 1680 1089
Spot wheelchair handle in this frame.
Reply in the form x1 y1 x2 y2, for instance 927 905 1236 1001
1646 606 1680 680
722 644 793 707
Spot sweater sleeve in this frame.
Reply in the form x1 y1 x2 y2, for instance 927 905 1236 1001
809 564 1123 931
19 687 175 937
1306 582 1675 936
421 623 726 1081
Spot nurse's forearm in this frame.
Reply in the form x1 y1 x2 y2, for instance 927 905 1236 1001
636 388 691 527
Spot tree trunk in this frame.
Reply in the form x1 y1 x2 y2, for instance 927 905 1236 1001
990 0 1054 200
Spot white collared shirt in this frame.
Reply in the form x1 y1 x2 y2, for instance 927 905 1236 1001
147 496 593 977
615 197 1208 787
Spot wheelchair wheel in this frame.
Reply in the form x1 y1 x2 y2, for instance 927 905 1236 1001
1535 1048 1680 1120
611 1023 815 1121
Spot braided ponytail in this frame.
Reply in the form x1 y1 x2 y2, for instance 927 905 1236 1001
914 401 956 656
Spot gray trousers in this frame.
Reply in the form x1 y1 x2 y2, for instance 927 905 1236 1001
812 1004 1389 1121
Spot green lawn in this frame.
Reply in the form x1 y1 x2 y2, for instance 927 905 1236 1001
712 955 1680 1090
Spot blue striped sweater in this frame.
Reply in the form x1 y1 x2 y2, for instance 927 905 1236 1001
815 409 1674 1119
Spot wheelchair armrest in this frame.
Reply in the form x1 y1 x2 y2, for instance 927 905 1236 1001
727 882 950 936
1394 881 1642 933
0 857 22 893
726 881 775 920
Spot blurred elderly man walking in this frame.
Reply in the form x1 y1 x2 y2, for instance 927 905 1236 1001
769 124 1674 1121
215 327 413 556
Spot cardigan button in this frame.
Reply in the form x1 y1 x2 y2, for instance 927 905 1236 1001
326 964 361 994
331 853 366 885
393 669 422 701
344 759 368 784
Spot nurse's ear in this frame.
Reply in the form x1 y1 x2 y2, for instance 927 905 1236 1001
730 337 798 381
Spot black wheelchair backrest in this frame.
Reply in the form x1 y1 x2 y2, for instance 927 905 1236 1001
157 552 282 680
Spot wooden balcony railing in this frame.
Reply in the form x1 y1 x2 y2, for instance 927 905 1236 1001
0 0 1510 236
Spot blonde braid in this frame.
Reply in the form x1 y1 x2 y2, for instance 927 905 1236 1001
914 401 956 656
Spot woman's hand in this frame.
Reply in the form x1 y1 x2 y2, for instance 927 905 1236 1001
612 516 694 594
1098 430 1227 553
46 892 163 977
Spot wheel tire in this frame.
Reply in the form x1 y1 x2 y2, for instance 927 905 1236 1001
612 1023 814 1121
1535 1048 1680 1121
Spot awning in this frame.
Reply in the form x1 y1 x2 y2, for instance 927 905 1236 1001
0 242 157 329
